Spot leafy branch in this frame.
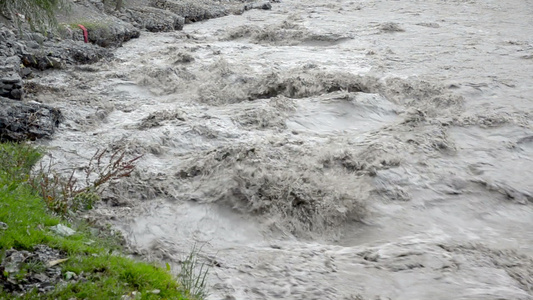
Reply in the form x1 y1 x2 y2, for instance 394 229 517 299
31 148 142 216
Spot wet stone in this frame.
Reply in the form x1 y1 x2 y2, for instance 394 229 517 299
10 88 22 100
21 67 32 78
126 7 186 32
2 74 21 84
244 2 272 10
0 97 63 142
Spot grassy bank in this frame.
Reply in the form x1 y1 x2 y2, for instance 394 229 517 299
0 143 190 299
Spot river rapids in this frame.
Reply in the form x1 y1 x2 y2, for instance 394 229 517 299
30 0 533 299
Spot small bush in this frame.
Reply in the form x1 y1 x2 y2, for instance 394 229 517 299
31 148 142 216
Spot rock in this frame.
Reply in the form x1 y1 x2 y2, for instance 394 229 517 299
13 42 27 54
0 97 63 142
50 224 76 237
27 41 40 49
244 2 272 11
22 32 46 44
150 0 229 23
22 39 111 69
65 271 77 280
0 67 23 100
10 88 22 100
256 2 272 10
121 291 141 300
0 245 67 295
34 273 50 282
21 67 32 78
79 20 140 48
2 74 21 84
3 251 29 273
5 56 21 69
0 222 7 229
127 6 186 32
380 22 405 32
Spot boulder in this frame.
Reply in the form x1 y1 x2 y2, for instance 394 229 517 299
150 0 228 23
244 2 272 11
60 20 140 48
22 39 111 70
0 56 23 100
0 97 63 142
126 6 186 32
87 21 140 47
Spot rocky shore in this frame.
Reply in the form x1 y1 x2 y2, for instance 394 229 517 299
0 0 271 142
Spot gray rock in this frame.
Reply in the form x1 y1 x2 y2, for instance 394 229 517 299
23 32 46 44
127 6 185 32
80 20 140 48
21 39 111 70
2 74 21 84
0 245 67 295
21 67 32 78
34 273 50 282
13 42 27 54
50 224 76 237
0 70 23 100
150 0 229 23
245 2 272 11
10 88 22 100
5 55 21 67
27 41 40 49
3 251 28 273
0 97 63 142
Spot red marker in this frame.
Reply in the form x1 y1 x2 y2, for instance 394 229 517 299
78 24 88 43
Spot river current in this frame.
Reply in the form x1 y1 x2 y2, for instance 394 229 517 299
32 0 533 299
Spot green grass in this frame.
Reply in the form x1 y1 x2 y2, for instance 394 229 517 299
0 143 191 299
66 21 110 31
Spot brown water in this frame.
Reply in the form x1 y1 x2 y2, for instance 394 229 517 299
32 0 533 299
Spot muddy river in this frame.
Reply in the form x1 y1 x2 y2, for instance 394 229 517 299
32 0 533 299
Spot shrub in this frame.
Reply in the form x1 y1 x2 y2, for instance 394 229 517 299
31 148 142 216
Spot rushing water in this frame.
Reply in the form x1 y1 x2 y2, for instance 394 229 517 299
32 0 533 299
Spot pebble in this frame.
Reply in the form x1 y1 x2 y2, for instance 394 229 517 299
65 271 77 280
50 224 76 236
